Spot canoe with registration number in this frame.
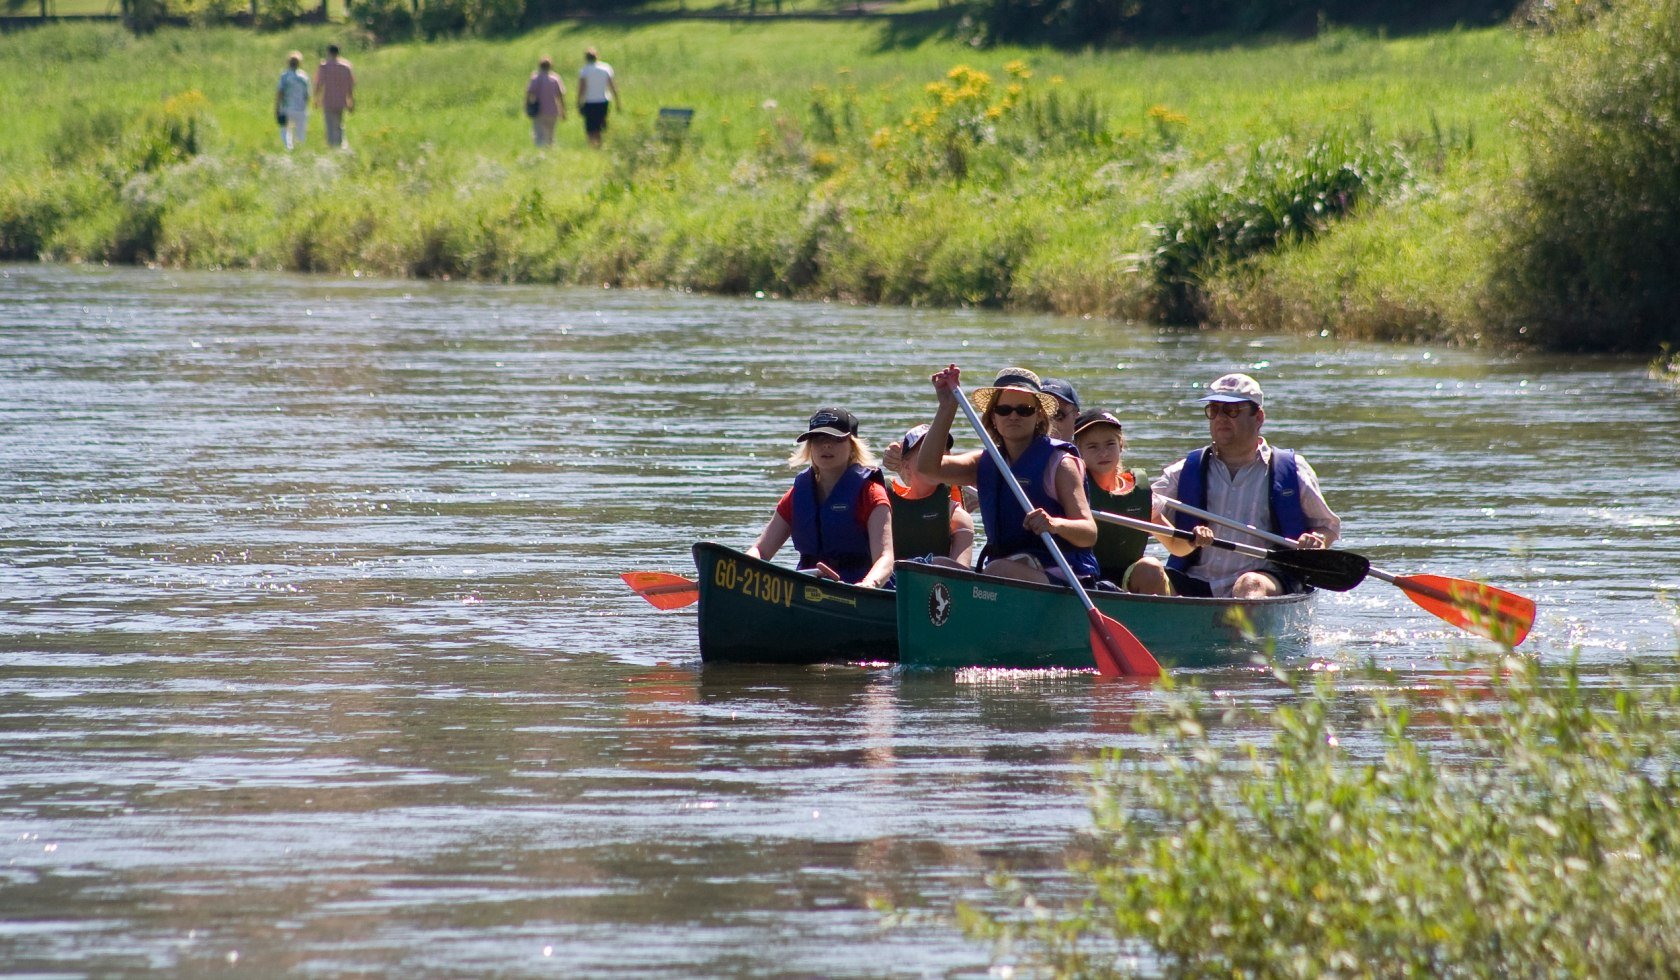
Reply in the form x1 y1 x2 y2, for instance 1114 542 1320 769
894 560 1314 671
692 541 898 665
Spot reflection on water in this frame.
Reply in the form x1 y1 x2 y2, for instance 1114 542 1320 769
1 264 1677 974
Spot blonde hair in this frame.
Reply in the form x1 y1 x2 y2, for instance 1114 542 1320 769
786 435 879 470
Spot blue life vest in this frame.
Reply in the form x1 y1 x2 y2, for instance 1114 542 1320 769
1166 446 1307 573
976 437 1099 579
789 464 880 583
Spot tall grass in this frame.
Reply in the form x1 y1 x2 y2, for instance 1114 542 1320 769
1 20 1529 337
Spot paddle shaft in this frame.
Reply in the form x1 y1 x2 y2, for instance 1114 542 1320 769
1093 509 1269 561
1156 495 1373 570
948 384 1163 676
1157 496 1489 607
951 386 1092 607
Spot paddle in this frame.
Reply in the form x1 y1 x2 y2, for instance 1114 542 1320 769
621 571 699 610
950 381 1162 679
1157 495 1536 646
1093 509 1370 592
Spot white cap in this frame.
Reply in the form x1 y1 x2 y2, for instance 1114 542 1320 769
1197 373 1264 409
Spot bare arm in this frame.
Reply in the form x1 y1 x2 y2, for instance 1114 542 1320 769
1046 455 1098 547
1150 506 1212 557
857 505 894 589
917 364 981 487
747 512 792 561
949 504 975 567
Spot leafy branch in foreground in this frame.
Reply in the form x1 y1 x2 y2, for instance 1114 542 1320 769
963 651 1680 976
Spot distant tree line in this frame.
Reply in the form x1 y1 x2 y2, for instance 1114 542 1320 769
970 0 1522 46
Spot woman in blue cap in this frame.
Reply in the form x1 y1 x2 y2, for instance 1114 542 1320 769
746 408 895 588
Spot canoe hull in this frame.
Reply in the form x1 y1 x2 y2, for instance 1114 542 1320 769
894 560 1313 670
692 542 898 665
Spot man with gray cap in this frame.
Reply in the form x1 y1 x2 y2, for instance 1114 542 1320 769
1152 373 1340 599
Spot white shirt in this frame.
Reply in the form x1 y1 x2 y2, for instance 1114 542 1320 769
1152 439 1340 597
578 61 614 103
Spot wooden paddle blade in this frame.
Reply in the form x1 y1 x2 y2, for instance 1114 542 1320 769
1088 607 1162 679
1266 548 1370 592
1395 574 1536 646
621 571 700 610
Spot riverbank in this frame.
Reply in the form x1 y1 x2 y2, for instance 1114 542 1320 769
3 19 1532 345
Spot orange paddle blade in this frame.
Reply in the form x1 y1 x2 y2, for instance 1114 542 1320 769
621 571 700 611
1088 608 1162 679
1395 574 1536 646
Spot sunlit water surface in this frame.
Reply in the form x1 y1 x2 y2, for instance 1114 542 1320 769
2 264 1677 975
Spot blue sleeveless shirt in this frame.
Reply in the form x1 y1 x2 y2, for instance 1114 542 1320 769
976 436 1099 579
1165 446 1307 573
789 464 880 583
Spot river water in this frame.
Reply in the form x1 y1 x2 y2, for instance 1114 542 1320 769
2 264 1677 975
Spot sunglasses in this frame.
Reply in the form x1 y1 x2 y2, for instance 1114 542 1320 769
992 402 1039 418
1204 402 1254 419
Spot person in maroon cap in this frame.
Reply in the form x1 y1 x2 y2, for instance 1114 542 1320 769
746 408 894 588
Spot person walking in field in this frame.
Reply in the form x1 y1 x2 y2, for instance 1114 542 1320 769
577 47 620 148
526 56 567 148
275 50 310 151
314 44 355 150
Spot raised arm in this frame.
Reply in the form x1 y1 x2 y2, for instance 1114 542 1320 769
916 364 981 488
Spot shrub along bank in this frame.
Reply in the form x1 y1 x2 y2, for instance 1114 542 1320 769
961 651 1680 975
0 13 1670 352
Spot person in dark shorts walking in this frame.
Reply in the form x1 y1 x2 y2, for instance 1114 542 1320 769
576 47 621 148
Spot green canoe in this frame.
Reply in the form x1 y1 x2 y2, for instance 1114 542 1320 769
894 560 1314 671
692 542 898 665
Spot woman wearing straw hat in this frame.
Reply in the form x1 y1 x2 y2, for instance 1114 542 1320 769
915 366 1098 585
746 408 895 589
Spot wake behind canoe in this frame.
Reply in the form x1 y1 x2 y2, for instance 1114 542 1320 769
692 542 898 665
895 560 1313 671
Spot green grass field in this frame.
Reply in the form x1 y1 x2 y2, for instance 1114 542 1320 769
0 16 1531 342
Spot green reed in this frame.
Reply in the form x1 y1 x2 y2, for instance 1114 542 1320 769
962 650 1680 976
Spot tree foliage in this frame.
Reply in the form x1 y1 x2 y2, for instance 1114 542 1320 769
968 0 1519 47
1488 0 1680 351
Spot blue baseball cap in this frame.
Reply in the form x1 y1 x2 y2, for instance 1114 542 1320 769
1040 378 1080 411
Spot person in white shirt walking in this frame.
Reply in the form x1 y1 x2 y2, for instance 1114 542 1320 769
275 51 310 151
576 47 621 148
